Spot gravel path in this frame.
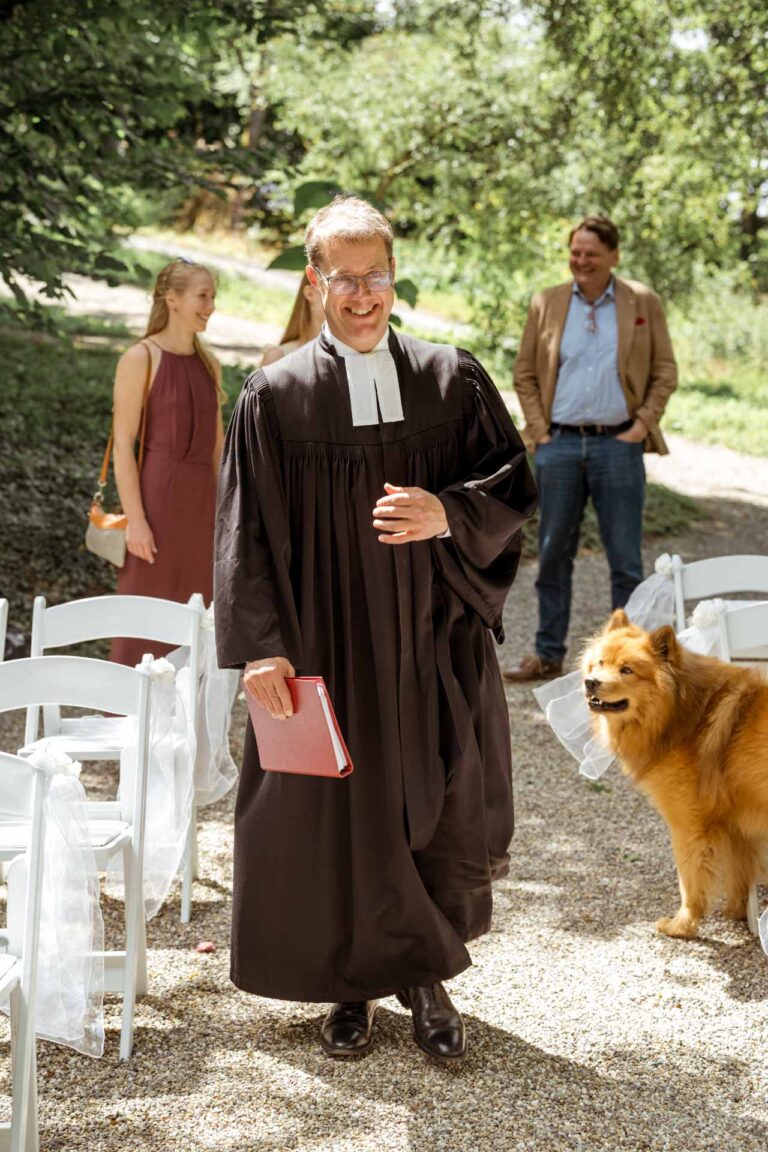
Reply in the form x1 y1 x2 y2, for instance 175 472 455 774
0 496 762 1152
2 275 768 1149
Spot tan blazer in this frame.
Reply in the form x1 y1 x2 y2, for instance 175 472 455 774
514 277 678 454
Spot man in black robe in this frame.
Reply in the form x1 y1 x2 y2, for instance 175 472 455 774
215 195 536 1062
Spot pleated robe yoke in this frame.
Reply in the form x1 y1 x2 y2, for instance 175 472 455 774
214 326 538 1003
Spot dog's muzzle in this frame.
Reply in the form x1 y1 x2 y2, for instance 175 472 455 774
584 678 629 713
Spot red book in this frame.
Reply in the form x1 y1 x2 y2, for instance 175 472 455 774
245 676 353 778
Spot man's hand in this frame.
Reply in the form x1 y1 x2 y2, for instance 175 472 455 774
243 656 296 719
615 417 648 444
536 433 552 446
373 482 448 544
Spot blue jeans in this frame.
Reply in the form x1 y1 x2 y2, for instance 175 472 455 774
534 430 645 661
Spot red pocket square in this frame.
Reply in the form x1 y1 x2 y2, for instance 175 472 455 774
635 316 646 326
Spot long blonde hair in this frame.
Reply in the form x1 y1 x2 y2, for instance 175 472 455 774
145 259 225 401
280 273 318 346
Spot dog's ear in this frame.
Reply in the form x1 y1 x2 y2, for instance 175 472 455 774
650 624 679 662
606 608 630 631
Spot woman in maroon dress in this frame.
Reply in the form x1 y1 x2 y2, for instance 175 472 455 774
110 259 224 666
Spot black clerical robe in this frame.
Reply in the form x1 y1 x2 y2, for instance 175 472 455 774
215 328 536 1002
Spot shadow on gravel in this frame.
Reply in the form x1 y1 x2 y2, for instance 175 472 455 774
207 1007 768 1152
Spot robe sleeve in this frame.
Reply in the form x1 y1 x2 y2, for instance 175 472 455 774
214 373 303 670
431 350 538 643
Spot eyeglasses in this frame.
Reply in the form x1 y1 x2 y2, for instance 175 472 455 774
584 305 597 334
312 265 394 296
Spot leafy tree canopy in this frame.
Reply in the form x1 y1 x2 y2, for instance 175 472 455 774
0 0 376 314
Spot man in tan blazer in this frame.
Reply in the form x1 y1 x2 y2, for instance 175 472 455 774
505 216 678 681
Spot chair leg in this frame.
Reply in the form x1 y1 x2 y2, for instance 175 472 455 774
9 985 38 1152
136 909 147 997
119 844 144 1061
747 884 759 935
191 803 199 879
181 808 197 924
23 1046 38 1152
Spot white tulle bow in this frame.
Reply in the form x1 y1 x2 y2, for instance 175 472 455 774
675 598 728 658
8 741 105 1057
167 604 239 809
653 552 681 578
25 742 82 778
533 566 680 779
110 655 195 919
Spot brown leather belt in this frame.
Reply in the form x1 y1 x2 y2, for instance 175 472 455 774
549 419 634 436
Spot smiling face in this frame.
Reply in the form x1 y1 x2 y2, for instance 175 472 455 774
307 237 394 352
167 269 216 333
569 228 619 302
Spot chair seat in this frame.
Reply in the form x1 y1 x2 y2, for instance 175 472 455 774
0 953 19 999
0 818 130 854
26 715 131 760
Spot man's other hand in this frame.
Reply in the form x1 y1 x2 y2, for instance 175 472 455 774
373 482 448 544
615 417 648 444
243 656 296 719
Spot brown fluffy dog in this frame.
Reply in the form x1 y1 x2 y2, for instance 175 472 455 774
582 609 768 939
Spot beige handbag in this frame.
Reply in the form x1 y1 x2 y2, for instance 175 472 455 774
85 344 151 567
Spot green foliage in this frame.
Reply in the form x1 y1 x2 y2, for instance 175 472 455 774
0 1 377 317
253 1 766 374
267 247 307 271
663 277 768 454
528 0 768 293
293 181 342 216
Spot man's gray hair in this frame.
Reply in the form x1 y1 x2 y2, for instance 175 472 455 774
305 195 394 267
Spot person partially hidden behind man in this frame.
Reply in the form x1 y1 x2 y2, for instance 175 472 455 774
505 215 678 683
215 195 536 1061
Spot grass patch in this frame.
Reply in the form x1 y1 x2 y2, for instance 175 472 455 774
0 331 120 621
664 367 768 457
0 303 133 341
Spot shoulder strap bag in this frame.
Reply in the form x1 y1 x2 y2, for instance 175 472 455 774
85 342 152 568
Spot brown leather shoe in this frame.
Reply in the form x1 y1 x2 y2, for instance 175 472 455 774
503 653 563 682
320 1001 378 1058
396 983 466 1062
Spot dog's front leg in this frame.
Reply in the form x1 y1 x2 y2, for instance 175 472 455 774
656 828 720 939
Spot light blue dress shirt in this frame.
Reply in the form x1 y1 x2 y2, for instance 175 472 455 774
550 278 629 426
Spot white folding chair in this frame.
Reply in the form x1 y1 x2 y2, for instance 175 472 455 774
0 747 51 1152
671 554 768 657
1 656 152 1060
713 600 768 936
27 594 205 923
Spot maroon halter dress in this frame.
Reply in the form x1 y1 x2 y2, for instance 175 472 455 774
110 344 218 668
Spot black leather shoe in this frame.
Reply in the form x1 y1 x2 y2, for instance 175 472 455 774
396 983 466 1062
320 1000 378 1058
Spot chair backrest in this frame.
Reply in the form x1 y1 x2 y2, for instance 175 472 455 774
30 593 204 736
673 555 768 631
718 601 768 663
0 598 7 664
2 656 152 830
